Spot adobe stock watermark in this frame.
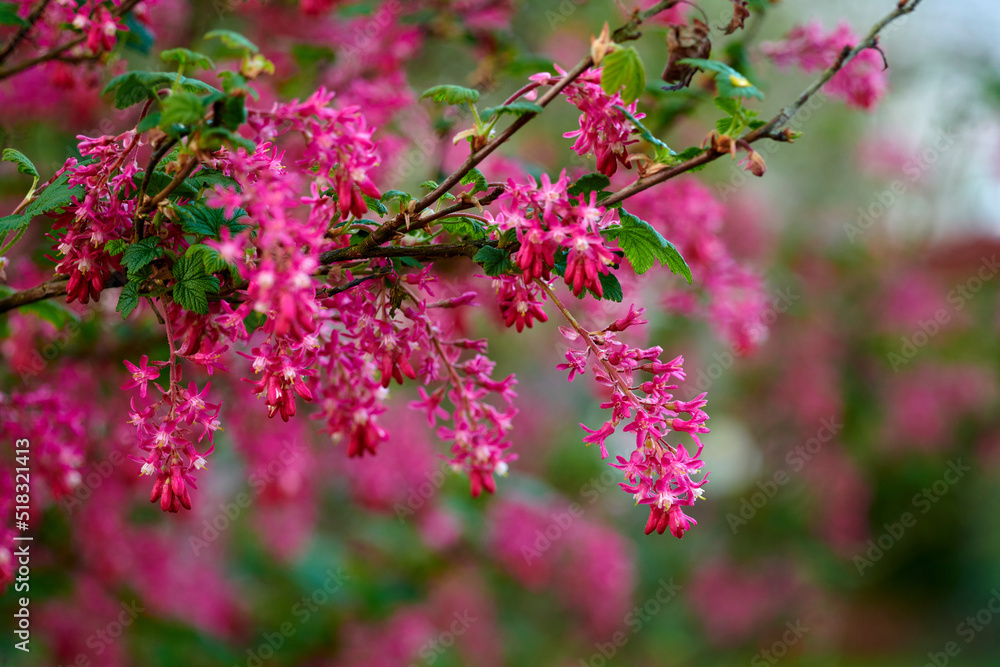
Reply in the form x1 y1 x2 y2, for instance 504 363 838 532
726 417 842 533
887 255 999 371
579 578 682 667
683 286 799 400
393 462 452 522
923 589 1000 667
854 459 970 576
236 566 350 667
189 440 307 556
56 600 144 667
750 619 810 666
408 610 477 667
844 124 963 243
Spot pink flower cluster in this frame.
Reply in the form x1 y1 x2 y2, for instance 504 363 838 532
124 340 221 513
761 21 889 110
558 306 710 538
495 171 619 298
47 131 139 304
491 274 548 332
528 67 643 176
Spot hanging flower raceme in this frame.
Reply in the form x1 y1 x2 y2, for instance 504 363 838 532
556 305 710 538
123 321 221 513
527 66 644 176
46 130 140 304
496 171 620 299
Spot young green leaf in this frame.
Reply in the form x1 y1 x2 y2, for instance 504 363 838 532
21 300 78 328
602 210 692 282
0 214 28 233
2 149 38 179
440 217 486 240
596 271 624 302
122 237 165 276
161 48 215 71
104 239 128 256
176 201 248 238
601 46 646 104
0 3 26 26
204 29 259 54
23 173 84 218
380 190 413 206
479 101 543 121
678 58 764 99
473 245 514 276
172 253 221 315
460 168 488 194
421 85 480 105
160 91 207 133
364 195 388 217
117 279 141 319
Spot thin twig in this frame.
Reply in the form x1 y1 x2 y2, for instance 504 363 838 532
0 0 54 65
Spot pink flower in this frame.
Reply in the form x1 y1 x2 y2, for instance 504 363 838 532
121 355 163 399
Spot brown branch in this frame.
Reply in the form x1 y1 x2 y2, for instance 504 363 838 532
134 138 179 241
0 0 143 81
602 0 925 208
0 0 54 65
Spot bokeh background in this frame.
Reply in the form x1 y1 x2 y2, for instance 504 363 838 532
2 0 1000 665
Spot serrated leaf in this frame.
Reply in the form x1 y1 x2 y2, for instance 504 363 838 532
440 216 486 240
421 85 480 105
380 190 412 205
161 48 215 71
133 170 199 200
596 271 623 302
480 101 543 121
172 254 220 315
716 116 738 135
601 46 646 104
160 90 206 133
568 173 611 198
176 201 248 238
104 239 128 256
204 29 259 54
473 245 514 276
23 173 83 218
419 180 439 191
122 237 164 276
0 3 25 26
2 149 38 179
117 280 141 319
364 195 388 217
0 214 28 233
673 146 706 161
102 71 220 109
185 244 230 275
602 210 691 282
216 95 246 131
678 58 764 99
460 168 487 194
714 97 741 116
187 169 239 192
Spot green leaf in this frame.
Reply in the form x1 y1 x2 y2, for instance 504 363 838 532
380 190 412 206
420 85 480 105
160 91 206 133
187 169 239 192
612 104 671 152
440 216 486 240
473 245 514 276
568 173 611 198
2 149 38 179
678 58 764 99
596 271 624 302
364 195 388 217
419 180 439 191
22 300 77 328
185 243 231 275
601 46 646 104
176 201 248 238
673 146 706 161
216 95 247 131
122 237 164 276
102 71 220 109
104 239 128 256
0 214 28 233
714 97 741 116
204 29 259 54
460 168 488 194
161 48 215 71
137 111 162 133
716 116 739 136
24 173 84 218
199 127 255 153
0 3 25 26
117 279 141 319
479 101 543 121
172 253 220 315
602 210 691 282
